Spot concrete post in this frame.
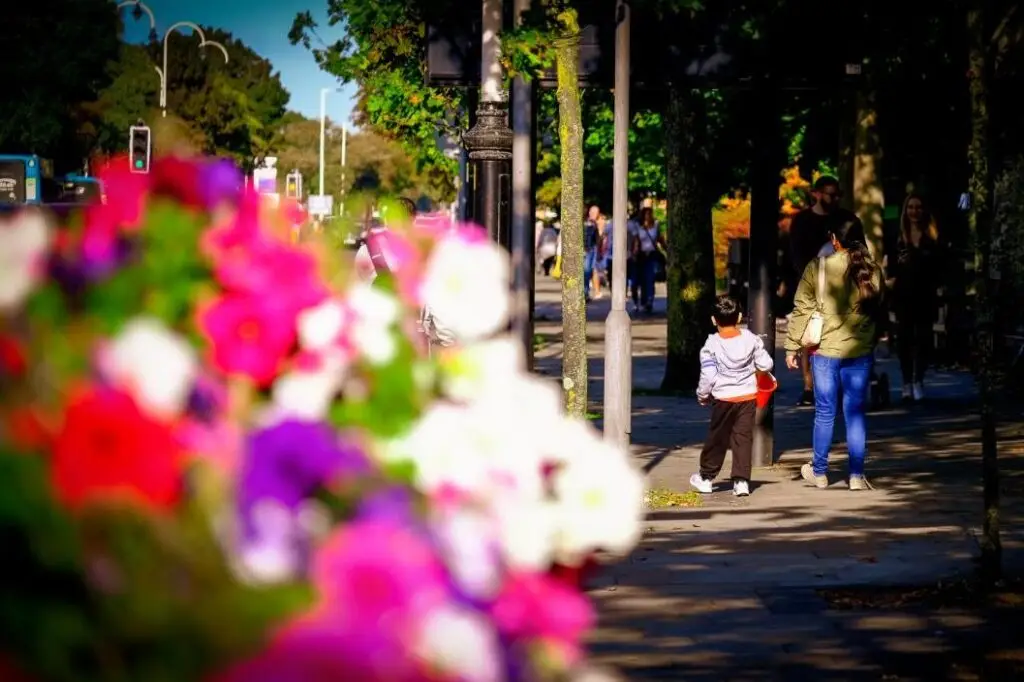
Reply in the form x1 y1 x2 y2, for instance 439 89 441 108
602 0 632 449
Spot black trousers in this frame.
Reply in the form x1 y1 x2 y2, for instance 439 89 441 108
699 399 756 481
897 317 933 384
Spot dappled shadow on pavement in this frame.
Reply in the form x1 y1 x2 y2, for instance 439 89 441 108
533 274 1024 679
585 407 1024 680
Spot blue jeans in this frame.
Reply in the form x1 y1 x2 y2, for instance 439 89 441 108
810 353 873 476
583 248 597 298
638 253 657 307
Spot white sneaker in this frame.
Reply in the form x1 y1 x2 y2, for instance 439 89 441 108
733 479 750 497
801 463 828 489
689 473 713 494
912 382 924 401
848 475 869 491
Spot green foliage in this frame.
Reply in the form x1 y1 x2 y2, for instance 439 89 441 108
83 200 211 336
274 112 445 206
0 0 121 166
85 44 161 154
0 449 95 682
290 1 465 199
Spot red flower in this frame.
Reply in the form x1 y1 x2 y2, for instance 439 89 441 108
5 407 54 452
51 387 183 511
151 156 204 209
0 335 26 376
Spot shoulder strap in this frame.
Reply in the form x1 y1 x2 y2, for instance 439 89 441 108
816 256 826 309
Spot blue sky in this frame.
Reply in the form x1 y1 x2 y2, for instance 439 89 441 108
118 0 356 124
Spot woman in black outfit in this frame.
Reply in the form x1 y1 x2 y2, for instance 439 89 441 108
890 193 940 402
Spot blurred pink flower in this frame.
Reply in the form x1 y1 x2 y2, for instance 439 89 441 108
201 192 263 260
215 240 326 310
88 157 150 232
209 616 435 682
213 519 455 682
490 571 594 654
311 519 451 621
198 293 297 387
177 417 242 475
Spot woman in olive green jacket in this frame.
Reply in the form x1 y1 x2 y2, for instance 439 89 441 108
785 219 884 491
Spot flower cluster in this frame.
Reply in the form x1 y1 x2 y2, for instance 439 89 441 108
0 155 645 682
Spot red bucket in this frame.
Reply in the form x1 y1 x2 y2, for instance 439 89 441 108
756 372 778 409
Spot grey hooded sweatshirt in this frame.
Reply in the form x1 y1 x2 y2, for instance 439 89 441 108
696 328 774 401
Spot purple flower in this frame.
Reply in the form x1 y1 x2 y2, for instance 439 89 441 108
201 159 242 210
239 419 369 539
358 485 416 523
185 374 224 423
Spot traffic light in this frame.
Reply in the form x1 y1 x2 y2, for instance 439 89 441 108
129 125 152 174
285 170 302 199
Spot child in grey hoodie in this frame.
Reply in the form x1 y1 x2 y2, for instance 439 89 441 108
690 295 774 497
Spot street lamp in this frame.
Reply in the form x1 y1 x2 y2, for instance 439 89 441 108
116 2 230 119
159 22 229 117
117 0 156 37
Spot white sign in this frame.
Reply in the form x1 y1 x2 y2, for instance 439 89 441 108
253 166 278 194
308 194 333 216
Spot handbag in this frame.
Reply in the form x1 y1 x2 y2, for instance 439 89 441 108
800 257 826 348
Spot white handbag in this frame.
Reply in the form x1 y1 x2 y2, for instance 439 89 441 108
800 257 826 348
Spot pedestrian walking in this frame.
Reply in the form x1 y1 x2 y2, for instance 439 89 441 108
691 295 775 497
785 219 884 491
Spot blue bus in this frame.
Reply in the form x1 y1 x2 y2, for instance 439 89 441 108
61 174 105 204
0 154 62 205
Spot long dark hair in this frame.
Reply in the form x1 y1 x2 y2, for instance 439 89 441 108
832 219 879 305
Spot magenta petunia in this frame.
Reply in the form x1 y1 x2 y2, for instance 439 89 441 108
489 571 595 651
198 293 297 387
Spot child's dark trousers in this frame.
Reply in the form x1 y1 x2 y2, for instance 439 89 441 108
699 399 756 481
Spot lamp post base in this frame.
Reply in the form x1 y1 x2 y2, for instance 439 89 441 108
462 100 514 249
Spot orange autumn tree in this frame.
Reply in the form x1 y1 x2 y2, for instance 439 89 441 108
710 165 828 288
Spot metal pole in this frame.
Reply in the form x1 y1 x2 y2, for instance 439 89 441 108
603 0 633 449
340 125 347 217
511 0 535 369
161 22 208 118
748 86 780 467
318 88 328 203
462 0 513 246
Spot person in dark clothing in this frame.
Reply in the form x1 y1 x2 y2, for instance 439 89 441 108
583 205 600 301
890 193 940 402
786 176 865 406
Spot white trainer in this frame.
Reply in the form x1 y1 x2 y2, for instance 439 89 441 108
801 462 828 489
912 382 925 401
689 473 713 494
733 479 750 497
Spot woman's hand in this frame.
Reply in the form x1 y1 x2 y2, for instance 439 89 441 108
785 352 800 370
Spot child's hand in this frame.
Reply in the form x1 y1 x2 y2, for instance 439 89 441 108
697 395 710 407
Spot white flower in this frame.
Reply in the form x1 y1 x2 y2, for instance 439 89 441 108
347 282 400 365
415 605 503 682
549 420 646 564
296 298 347 351
386 397 547 504
107 317 197 418
233 500 304 585
0 210 52 312
495 499 558 571
432 508 502 599
421 236 510 342
438 336 524 403
271 353 347 420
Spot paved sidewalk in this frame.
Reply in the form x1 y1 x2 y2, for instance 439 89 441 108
532 275 1024 680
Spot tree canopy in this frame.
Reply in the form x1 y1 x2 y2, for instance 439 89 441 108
290 1 468 200
273 112 444 205
0 0 121 167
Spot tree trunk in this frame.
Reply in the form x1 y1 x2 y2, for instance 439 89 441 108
662 86 715 391
853 89 886 262
555 9 587 417
967 0 1001 585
